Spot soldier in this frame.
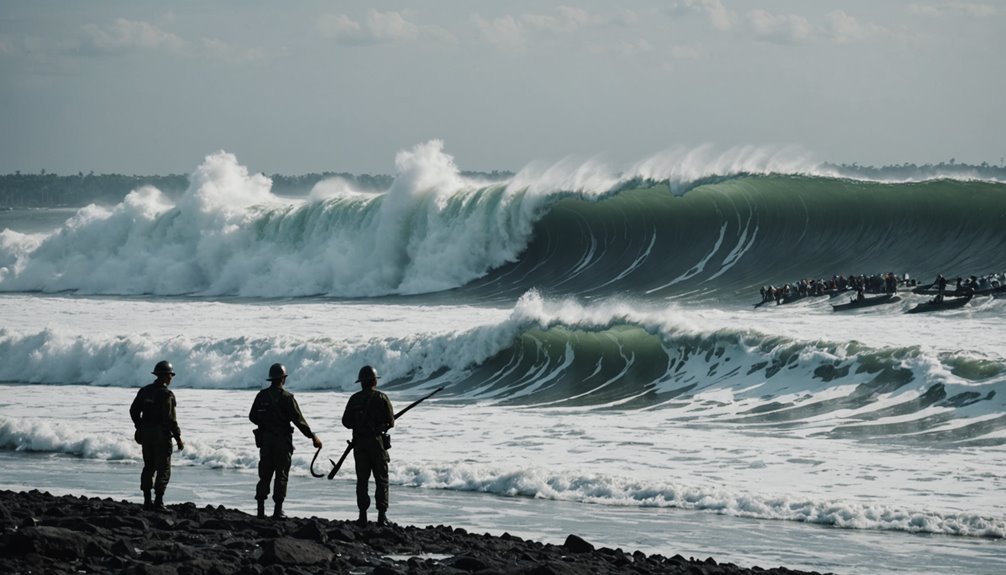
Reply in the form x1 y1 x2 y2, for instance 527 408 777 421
249 363 322 519
129 360 185 511
342 365 395 526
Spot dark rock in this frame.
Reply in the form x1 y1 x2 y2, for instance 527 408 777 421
292 519 327 543
447 554 488 571
9 525 90 559
46 515 101 533
0 489 834 575
562 533 594 554
44 505 67 517
527 561 579 575
259 537 332 566
122 563 179 575
139 541 198 563
328 527 356 542
91 514 150 531
148 516 176 530
200 518 237 530
253 524 283 538
85 539 110 557
112 538 138 558
178 558 236 575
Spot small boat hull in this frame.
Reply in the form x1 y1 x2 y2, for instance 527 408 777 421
832 294 901 312
905 295 973 314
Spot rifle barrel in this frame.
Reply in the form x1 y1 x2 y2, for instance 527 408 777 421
394 386 444 420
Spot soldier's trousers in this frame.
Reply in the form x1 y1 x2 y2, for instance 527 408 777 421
353 436 389 512
256 434 293 503
139 430 173 495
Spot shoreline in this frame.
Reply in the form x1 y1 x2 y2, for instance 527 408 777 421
0 489 832 574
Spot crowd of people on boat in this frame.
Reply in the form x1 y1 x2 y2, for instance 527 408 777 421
758 273 910 304
756 271 1004 307
926 272 1004 303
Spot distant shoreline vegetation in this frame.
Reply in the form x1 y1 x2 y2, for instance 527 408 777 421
825 159 1006 181
0 162 1002 208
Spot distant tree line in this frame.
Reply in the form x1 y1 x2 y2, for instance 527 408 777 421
822 160 1006 181
0 172 189 208
0 170 514 208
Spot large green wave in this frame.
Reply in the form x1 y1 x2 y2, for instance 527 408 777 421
462 175 1006 302
386 319 1006 446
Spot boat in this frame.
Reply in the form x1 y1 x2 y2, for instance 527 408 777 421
832 293 901 312
912 283 940 295
909 295 969 313
777 292 829 305
827 287 852 299
914 280 1004 297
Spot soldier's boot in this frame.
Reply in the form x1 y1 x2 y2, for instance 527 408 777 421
356 510 367 527
377 510 389 526
152 492 166 512
272 501 286 520
256 500 266 519
142 491 153 511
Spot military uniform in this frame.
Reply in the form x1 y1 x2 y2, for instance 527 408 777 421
342 388 395 514
129 381 181 500
249 385 315 506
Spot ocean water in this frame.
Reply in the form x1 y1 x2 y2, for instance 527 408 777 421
1 143 1005 574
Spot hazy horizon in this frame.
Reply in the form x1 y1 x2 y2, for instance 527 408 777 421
2 153 1004 178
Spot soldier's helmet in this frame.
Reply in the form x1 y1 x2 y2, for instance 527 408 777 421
267 363 287 381
356 365 379 384
152 360 175 376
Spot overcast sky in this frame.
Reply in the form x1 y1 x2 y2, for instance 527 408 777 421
1 1 1003 175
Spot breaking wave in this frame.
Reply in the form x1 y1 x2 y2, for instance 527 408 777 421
2 293 1002 446
393 463 1005 539
2 143 1004 300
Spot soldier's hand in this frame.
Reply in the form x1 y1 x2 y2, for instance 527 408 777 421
312 435 322 449
176 438 185 451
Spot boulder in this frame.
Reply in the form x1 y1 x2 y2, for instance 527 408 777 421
8 525 91 560
259 537 332 566
562 534 594 554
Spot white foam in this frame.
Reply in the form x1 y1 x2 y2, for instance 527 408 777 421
1 382 1003 541
391 463 1005 538
0 143 548 297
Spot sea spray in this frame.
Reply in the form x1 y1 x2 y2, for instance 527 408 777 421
2 144 1005 298
1 293 1002 445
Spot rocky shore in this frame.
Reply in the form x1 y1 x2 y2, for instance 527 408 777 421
0 489 832 574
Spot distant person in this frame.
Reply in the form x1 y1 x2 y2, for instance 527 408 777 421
130 360 185 511
249 363 322 519
936 274 947 303
342 365 395 526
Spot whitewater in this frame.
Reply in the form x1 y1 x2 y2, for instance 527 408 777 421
1 142 1004 574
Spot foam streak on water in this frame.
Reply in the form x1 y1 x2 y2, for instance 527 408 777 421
1 146 1005 574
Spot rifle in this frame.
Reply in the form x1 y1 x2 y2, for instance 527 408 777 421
326 386 444 480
